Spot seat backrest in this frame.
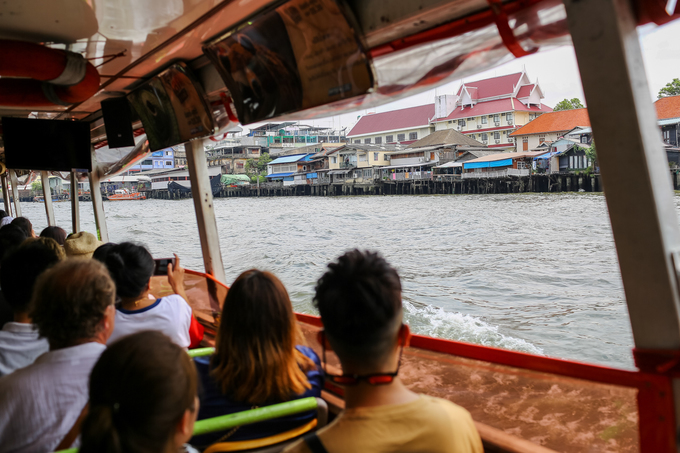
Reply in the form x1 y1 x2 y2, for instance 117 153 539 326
201 397 328 453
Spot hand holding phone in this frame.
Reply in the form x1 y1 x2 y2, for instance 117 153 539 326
153 257 176 276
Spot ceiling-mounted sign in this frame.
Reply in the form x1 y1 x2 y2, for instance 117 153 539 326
127 62 216 151
203 0 373 125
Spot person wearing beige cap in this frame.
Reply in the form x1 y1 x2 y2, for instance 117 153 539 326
63 232 103 259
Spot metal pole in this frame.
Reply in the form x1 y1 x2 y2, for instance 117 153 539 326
41 171 56 226
88 147 109 242
563 0 680 445
70 170 80 233
185 140 227 284
1 174 12 216
9 170 21 218
88 170 109 242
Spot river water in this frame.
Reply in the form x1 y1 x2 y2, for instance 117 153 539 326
21 193 637 369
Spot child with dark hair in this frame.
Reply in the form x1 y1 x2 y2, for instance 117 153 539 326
39 226 67 246
80 331 199 453
0 238 63 376
284 250 483 453
98 242 203 348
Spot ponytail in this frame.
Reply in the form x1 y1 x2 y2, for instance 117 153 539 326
79 405 121 453
79 331 198 453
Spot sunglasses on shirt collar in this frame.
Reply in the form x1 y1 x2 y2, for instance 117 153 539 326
320 330 404 386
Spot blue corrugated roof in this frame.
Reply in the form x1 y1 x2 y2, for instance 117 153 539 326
268 154 310 165
266 172 295 178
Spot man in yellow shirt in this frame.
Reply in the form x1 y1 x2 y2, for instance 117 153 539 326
284 250 483 453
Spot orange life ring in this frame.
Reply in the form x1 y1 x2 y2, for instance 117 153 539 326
0 39 100 107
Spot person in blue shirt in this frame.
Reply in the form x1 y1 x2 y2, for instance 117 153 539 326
192 269 322 449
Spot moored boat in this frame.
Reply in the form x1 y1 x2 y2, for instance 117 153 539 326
107 189 146 201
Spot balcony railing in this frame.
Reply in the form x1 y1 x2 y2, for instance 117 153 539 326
435 174 462 182
385 171 433 181
461 168 530 179
339 161 356 169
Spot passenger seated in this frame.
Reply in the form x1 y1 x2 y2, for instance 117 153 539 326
97 242 203 348
92 242 117 262
64 231 102 259
10 217 35 238
0 238 63 376
284 250 483 453
79 331 199 453
0 224 27 259
0 225 28 327
40 226 67 246
0 260 116 453
0 215 13 228
192 270 322 449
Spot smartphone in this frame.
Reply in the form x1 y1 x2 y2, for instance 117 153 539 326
153 258 176 276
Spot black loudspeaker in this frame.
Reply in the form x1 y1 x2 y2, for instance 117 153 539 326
101 97 135 148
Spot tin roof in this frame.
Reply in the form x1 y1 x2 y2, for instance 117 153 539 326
268 154 311 165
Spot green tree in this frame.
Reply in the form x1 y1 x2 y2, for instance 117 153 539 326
31 180 42 193
658 78 680 98
553 98 585 111
256 152 272 173
245 152 273 178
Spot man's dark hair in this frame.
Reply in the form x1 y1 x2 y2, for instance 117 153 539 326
314 250 402 361
0 224 27 260
11 217 33 237
31 259 115 349
1 238 62 313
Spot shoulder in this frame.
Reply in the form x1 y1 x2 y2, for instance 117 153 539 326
419 396 482 448
161 295 192 318
162 294 191 307
295 345 319 362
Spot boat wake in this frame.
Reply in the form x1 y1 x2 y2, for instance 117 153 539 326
403 301 544 355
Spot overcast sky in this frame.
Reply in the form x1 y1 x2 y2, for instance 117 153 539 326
240 20 680 135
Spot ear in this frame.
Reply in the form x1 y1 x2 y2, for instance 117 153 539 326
398 324 411 348
316 330 333 350
174 397 199 446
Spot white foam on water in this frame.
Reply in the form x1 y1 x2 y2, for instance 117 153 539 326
404 301 544 355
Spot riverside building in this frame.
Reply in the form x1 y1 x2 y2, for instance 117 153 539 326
347 71 552 150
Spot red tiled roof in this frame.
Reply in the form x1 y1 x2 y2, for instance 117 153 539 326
458 73 523 99
509 108 591 136
441 98 551 121
655 95 680 120
516 84 535 98
347 104 434 136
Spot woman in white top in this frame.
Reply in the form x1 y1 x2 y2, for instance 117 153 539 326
96 243 203 348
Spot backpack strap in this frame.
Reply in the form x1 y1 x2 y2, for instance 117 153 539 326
303 432 329 453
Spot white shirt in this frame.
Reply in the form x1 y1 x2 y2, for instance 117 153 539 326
0 342 106 453
108 295 192 348
0 322 49 376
